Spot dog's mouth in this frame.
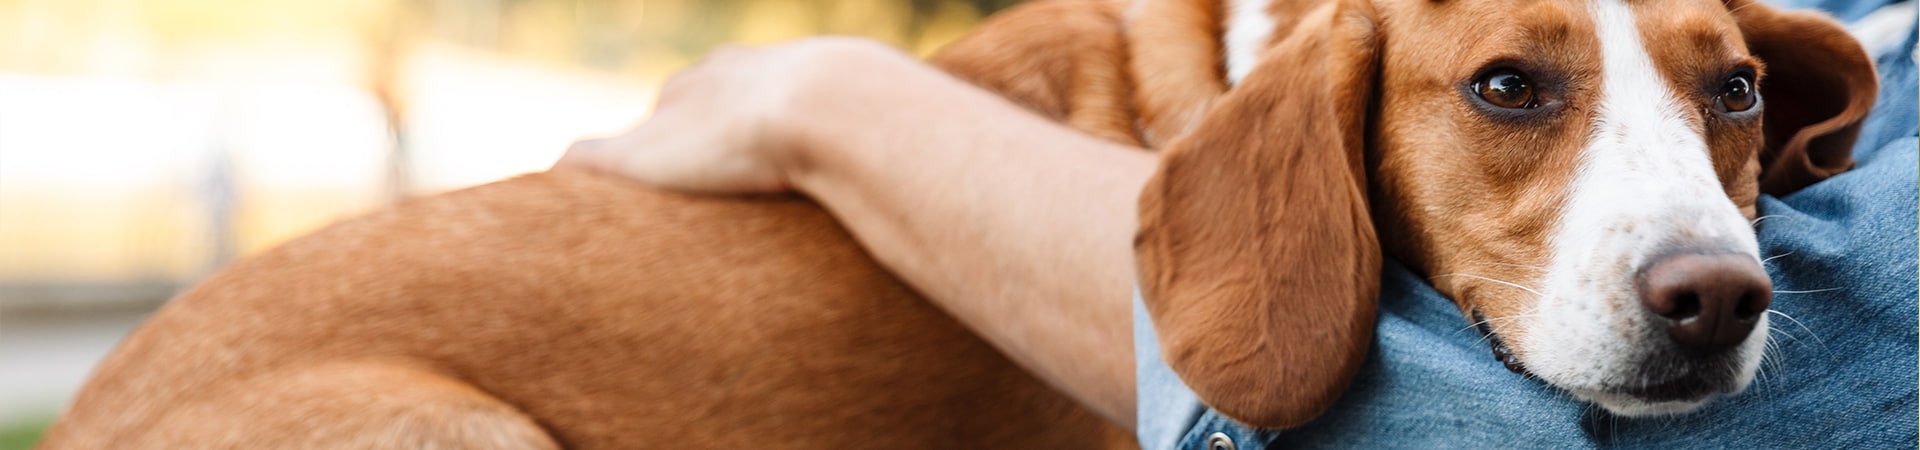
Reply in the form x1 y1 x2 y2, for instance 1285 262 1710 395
1471 310 1528 375
1602 350 1748 402
1611 375 1721 402
1469 309 1745 409
1577 367 1740 415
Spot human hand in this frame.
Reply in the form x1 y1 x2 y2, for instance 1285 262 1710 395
556 37 913 194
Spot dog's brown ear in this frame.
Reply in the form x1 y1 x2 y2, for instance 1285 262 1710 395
1729 0 1878 195
1134 0 1381 429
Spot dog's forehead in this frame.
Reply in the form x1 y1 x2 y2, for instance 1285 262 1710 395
1378 0 1742 38
1364 0 1755 90
1359 0 1767 308
1390 0 1736 14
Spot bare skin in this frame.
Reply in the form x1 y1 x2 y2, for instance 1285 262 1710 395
558 38 1149 429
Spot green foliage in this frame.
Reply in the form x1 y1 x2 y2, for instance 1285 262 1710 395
0 416 50 450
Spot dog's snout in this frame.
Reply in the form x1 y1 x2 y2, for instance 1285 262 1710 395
1636 252 1772 354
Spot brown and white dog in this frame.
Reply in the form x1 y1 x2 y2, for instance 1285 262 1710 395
40 0 1877 447
1125 0 1879 427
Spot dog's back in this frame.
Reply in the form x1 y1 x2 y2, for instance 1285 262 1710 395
41 171 1125 448
42 1 1141 447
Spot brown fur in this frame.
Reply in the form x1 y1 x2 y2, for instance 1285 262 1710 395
1127 0 1229 145
1382 0 1877 357
1727 0 1880 195
1134 0 1382 428
933 0 1143 146
41 0 1884 444
1128 0 1878 430
1367 0 1606 337
41 172 1128 448
42 1 1143 448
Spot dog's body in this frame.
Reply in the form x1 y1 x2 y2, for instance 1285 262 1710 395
40 173 1125 448
42 0 1880 446
42 2 1141 448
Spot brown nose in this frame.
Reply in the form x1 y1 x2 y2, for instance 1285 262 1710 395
1636 252 1772 354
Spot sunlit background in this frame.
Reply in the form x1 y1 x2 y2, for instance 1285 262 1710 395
0 0 1016 445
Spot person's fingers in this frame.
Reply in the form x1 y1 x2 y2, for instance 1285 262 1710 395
555 137 619 172
557 111 674 174
557 38 912 192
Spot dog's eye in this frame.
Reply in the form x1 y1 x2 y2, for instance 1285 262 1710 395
1718 73 1757 113
1474 69 1535 109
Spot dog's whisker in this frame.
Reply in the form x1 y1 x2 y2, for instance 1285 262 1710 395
1452 301 1548 335
1431 271 1549 346
1766 309 1827 348
1478 313 1544 323
1772 287 1842 294
1758 332 1781 379
1466 261 1547 270
1749 214 1784 226
1430 273 1548 299
1465 310 1548 349
1765 310 1813 334
1760 251 1794 265
1766 336 1792 391
1471 332 1507 348
1452 312 1546 336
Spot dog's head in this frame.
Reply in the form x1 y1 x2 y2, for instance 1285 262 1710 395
1133 0 1877 428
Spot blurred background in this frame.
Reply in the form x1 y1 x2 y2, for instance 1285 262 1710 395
0 0 1018 445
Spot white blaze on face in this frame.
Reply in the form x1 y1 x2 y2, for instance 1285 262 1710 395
1224 0 1278 84
1517 0 1768 416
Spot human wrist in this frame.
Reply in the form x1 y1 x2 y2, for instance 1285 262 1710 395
765 38 920 192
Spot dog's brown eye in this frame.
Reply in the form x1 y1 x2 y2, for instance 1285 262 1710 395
1719 74 1756 112
1475 69 1535 109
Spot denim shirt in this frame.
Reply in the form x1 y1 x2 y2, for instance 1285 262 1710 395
1134 2 1919 447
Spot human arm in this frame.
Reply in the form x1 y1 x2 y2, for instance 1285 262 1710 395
558 38 1152 429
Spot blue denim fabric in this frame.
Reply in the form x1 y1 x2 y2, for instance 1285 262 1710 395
1135 3 1919 448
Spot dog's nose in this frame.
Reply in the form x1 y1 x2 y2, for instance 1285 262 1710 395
1636 252 1772 354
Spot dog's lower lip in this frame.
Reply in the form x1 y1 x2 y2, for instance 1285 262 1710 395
1619 377 1716 402
1489 338 1525 374
1472 309 1527 374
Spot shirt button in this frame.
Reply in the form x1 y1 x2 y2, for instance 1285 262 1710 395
1207 432 1236 450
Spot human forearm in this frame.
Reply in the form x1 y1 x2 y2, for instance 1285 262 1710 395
773 42 1153 428
560 38 1155 428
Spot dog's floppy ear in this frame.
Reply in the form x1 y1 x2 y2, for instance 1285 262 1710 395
1728 0 1878 195
1134 0 1381 429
